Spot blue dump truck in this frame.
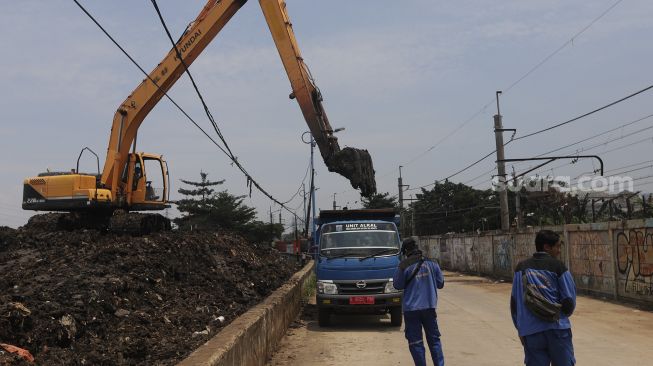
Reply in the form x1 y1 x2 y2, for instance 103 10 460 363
314 209 403 326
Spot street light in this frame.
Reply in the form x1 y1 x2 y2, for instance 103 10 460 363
302 128 345 242
302 131 318 243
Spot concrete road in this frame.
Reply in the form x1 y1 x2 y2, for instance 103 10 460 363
267 272 653 366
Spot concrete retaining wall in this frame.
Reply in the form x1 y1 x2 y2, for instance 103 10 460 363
419 219 653 306
178 261 315 366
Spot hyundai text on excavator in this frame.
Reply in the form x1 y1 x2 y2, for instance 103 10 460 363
21 0 376 232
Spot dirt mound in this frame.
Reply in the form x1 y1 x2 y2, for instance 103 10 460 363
0 221 298 365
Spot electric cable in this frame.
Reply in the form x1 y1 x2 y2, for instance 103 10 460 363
150 0 308 222
73 0 306 224
514 84 653 141
380 0 626 177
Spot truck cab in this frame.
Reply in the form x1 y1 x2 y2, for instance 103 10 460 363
314 209 402 326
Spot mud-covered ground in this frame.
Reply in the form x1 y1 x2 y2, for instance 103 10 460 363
0 215 298 365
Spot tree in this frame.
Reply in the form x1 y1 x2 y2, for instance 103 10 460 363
174 172 283 243
361 192 397 209
175 171 225 221
411 180 500 235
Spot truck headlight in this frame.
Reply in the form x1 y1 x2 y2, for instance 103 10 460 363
317 280 338 295
384 279 399 293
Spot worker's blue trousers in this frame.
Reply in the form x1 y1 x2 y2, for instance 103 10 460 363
404 309 444 366
523 328 575 366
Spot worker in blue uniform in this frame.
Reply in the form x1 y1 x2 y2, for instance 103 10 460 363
394 238 445 366
511 230 577 366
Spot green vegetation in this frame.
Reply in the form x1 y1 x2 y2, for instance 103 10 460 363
361 192 398 209
303 272 316 299
174 172 283 242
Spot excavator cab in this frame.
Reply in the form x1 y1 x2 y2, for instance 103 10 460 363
122 153 170 210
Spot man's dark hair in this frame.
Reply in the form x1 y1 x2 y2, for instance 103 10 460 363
401 238 417 254
535 230 560 252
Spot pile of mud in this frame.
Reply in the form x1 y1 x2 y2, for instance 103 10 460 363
0 219 298 365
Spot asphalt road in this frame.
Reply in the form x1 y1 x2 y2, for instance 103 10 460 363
267 271 653 366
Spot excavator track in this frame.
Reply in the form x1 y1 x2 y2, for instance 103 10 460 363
25 212 171 235
109 211 172 235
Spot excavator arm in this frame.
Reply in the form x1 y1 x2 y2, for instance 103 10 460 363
259 0 376 196
102 0 375 200
101 0 247 200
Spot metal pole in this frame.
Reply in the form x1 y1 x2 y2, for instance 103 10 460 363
333 193 337 210
269 206 274 242
513 166 521 230
399 166 406 236
411 194 416 235
302 183 306 232
398 166 404 212
310 137 317 241
494 91 510 232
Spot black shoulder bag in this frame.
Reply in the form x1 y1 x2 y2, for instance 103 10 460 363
522 271 562 322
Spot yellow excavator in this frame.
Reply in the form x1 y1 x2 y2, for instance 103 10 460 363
22 0 376 232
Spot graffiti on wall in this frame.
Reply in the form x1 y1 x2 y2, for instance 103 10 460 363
616 229 653 296
569 232 606 288
496 238 511 270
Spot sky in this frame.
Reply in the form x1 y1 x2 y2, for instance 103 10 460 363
1 0 652 230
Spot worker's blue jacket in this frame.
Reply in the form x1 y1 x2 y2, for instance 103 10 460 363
393 250 444 312
510 252 577 337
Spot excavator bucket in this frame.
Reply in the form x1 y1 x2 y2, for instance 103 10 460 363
326 147 377 197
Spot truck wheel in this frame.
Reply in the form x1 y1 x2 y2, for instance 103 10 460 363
317 307 331 327
390 307 402 327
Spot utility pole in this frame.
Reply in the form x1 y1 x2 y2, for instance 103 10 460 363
494 91 510 232
398 166 404 212
333 193 337 210
513 166 521 230
302 183 306 232
269 206 274 242
302 132 318 242
410 194 416 236
398 166 410 236
310 155 317 242
279 210 282 229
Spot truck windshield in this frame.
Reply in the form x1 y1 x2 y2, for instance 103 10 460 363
319 224 399 257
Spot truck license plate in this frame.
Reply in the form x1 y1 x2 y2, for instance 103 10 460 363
349 296 374 305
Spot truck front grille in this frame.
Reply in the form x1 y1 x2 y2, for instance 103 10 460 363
336 280 386 295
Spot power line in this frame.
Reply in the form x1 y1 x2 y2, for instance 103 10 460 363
150 0 234 158
463 165 497 185
383 0 625 175
406 147 501 192
150 0 309 223
73 0 305 223
515 83 653 141
405 82 653 193
533 113 653 158
503 0 625 94
502 112 653 177
71 0 231 157
280 156 312 205
473 113 653 186
474 135 653 189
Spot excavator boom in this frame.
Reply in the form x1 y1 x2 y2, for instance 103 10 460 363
23 0 376 226
102 0 247 201
259 0 376 196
